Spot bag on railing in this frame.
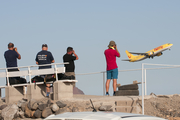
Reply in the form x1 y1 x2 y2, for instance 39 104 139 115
9 77 27 85
31 75 55 83
60 74 75 80
31 76 44 83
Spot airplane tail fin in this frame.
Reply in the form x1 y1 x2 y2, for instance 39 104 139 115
125 50 136 60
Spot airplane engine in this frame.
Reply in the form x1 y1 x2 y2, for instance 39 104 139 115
156 52 163 56
148 52 154 56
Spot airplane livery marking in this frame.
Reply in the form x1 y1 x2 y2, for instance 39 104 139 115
154 46 163 51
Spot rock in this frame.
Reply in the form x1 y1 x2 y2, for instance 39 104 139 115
72 107 79 112
47 99 53 107
175 113 180 117
38 104 47 111
38 98 49 105
0 104 7 110
42 107 53 118
51 103 59 112
157 95 170 98
99 105 113 111
150 92 157 98
34 109 42 118
17 99 27 108
21 102 28 112
31 110 36 118
55 108 68 115
16 110 25 118
24 104 32 118
56 101 66 108
28 99 38 110
1 104 18 120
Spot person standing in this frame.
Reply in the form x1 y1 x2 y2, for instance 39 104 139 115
104 41 120 96
63 47 78 83
4 42 21 71
35 44 55 97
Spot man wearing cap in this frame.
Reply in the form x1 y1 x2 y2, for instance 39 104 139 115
35 44 55 97
104 41 120 96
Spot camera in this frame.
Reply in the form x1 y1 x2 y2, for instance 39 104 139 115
13 47 17 51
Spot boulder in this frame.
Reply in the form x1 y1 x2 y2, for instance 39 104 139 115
34 109 42 118
99 105 113 111
21 102 28 112
56 101 66 108
51 103 59 112
17 99 27 108
28 99 38 110
72 107 79 112
42 107 53 118
24 104 32 118
47 99 53 107
55 108 68 115
1 104 18 120
38 104 47 111
0 104 7 110
16 110 25 118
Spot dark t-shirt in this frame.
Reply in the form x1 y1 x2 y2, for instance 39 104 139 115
35 50 54 69
4 50 19 68
63 54 76 72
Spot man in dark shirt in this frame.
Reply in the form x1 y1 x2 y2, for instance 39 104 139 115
35 44 55 97
4 43 21 85
63 47 78 82
4 43 21 71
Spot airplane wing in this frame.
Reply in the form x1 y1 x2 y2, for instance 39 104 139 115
129 52 149 56
122 59 131 61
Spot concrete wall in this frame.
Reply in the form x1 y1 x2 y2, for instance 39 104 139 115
5 86 24 104
53 81 73 100
26 84 46 100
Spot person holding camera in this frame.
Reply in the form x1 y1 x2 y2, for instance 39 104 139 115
104 41 120 96
63 47 79 84
4 42 21 72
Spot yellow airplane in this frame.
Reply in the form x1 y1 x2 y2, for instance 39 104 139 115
123 43 173 62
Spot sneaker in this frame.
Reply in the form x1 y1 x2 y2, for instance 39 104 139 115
113 93 116 96
106 93 109 96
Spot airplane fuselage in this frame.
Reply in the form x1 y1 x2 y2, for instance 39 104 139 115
125 43 173 62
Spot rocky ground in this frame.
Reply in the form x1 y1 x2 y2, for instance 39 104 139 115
139 94 180 120
0 94 180 120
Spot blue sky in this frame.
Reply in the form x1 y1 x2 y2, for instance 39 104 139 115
0 0 180 96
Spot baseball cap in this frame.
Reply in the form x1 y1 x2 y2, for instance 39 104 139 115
108 41 116 47
42 44 48 48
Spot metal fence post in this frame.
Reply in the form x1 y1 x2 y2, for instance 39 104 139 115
142 63 144 115
145 69 147 96
103 72 105 96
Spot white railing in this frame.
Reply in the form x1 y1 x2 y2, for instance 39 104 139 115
141 63 180 115
77 63 180 115
0 62 68 86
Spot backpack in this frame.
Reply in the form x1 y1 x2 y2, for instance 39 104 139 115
31 76 44 83
9 77 27 85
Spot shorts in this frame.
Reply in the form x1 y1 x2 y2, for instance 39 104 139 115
107 68 118 79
